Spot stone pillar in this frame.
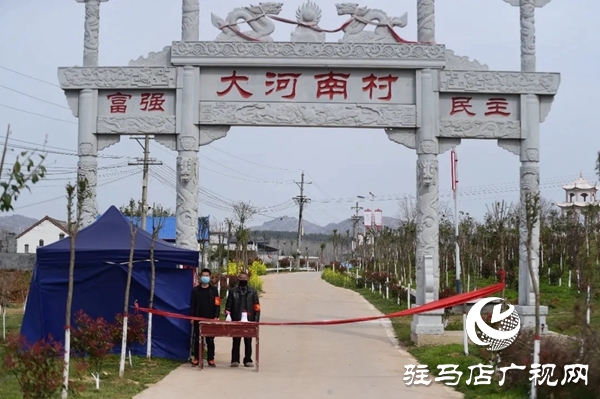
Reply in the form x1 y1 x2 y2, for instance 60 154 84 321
417 0 435 43
411 69 444 341
515 93 548 331
175 66 200 250
75 0 107 227
182 0 200 41
519 0 536 72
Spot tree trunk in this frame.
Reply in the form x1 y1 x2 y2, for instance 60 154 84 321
120 214 137 377
147 236 157 359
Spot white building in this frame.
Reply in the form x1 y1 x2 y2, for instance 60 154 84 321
556 172 599 213
16 216 69 253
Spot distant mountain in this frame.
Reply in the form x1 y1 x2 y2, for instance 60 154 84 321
0 214 38 234
250 216 401 234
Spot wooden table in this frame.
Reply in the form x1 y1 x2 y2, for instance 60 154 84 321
198 321 260 372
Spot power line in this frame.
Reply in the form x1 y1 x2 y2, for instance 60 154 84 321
0 104 77 125
0 65 61 88
206 144 302 172
0 84 70 110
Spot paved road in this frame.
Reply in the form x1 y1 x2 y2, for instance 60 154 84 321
134 272 462 399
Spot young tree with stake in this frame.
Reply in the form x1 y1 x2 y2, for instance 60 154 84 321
62 178 89 399
119 199 142 377
147 204 166 359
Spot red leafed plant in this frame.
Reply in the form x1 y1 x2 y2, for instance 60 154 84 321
2 333 75 399
112 312 147 347
71 310 115 377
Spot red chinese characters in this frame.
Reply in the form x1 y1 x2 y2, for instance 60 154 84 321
140 93 165 111
217 71 252 98
107 92 132 114
362 74 398 101
314 71 350 100
485 98 511 116
265 72 301 99
450 97 475 116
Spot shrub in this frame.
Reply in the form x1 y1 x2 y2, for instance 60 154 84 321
112 312 147 347
2 333 74 399
71 310 114 379
321 268 356 288
249 274 263 292
279 258 291 268
248 260 267 276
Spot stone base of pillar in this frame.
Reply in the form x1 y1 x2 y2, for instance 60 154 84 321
410 306 444 339
514 305 549 335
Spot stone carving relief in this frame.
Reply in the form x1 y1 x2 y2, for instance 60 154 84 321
77 158 98 228
518 163 541 306
417 159 438 187
154 136 177 151
525 148 539 162
176 155 199 250
178 136 196 151
415 156 439 304
444 50 489 71
64 91 80 118
96 116 176 134
416 0 435 43
419 139 437 154
97 135 120 151
182 0 200 41
385 129 416 150
58 67 177 89
291 1 326 42
199 125 231 146
497 139 521 156
211 2 284 42
520 164 540 195
170 41 446 61
335 3 408 43
438 71 560 95
78 142 94 156
129 46 172 67
199 102 416 128
438 138 461 155
439 120 520 139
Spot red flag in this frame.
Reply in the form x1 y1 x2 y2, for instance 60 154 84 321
451 149 458 197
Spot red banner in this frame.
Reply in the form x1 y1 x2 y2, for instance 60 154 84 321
135 272 505 327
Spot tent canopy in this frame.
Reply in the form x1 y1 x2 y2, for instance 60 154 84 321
21 206 200 360
37 206 199 267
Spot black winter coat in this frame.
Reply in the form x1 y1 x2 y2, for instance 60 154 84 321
225 286 261 322
189 285 221 319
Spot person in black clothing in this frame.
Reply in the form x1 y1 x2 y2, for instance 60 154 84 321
190 268 221 367
225 271 261 367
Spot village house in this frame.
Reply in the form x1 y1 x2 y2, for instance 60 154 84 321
16 216 69 253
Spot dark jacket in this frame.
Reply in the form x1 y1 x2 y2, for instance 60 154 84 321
225 285 260 322
190 284 221 319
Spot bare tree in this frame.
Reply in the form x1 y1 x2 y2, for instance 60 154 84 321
119 199 142 377
62 178 89 399
147 204 167 359
485 201 513 298
397 195 417 224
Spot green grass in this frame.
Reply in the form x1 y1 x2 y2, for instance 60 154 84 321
321 270 600 398
0 307 182 399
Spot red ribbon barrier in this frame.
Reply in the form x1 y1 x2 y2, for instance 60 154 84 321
134 273 505 326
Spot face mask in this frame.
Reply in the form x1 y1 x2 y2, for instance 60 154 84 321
200 276 210 284
238 280 248 287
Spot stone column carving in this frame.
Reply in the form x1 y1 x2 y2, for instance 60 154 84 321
417 0 435 43
75 0 108 66
182 0 200 41
503 0 552 73
75 0 106 227
176 66 200 250
411 69 444 339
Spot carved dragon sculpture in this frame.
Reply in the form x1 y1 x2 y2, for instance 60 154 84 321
335 3 408 43
211 2 283 42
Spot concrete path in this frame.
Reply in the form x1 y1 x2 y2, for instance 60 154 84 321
134 272 462 399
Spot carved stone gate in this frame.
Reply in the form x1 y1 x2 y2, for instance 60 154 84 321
60 0 559 341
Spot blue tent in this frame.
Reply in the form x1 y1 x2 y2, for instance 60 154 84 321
21 206 200 361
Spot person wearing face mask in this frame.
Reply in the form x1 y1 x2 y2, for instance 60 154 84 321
189 268 221 367
225 271 261 367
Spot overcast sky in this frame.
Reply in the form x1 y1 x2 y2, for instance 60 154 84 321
0 0 597 228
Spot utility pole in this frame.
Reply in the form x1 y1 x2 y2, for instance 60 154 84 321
350 201 363 262
129 136 162 230
293 171 311 270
